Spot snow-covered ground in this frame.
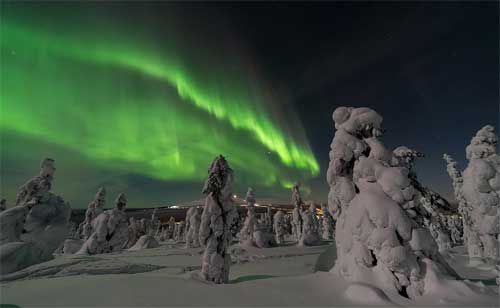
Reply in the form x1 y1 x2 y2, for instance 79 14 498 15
0 241 497 307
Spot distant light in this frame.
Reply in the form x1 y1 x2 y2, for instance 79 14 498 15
233 195 237 198
255 203 260 207
170 205 179 209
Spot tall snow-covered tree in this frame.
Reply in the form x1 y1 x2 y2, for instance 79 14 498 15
199 155 236 284
327 107 458 299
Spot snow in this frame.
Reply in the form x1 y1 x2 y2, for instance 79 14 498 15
444 125 499 265
198 155 236 283
327 106 464 299
1 112 498 306
0 158 71 275
1 243 496 307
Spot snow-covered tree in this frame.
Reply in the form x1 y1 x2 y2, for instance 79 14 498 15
0 158 71 274
447 216 463 245
230 211 243 239
321 203 334 240
327 107 457 299
273 210 286 244
266 206 273 233
443 154 470 243
127 217 139 248
461 125 500 264
174 221 185 243
15 158 55 208
199 155 236 284
309 203 319 232
150 208 161 237
78 187 106 240
291 183 304 242
284 213 293 237
77 193 128 254
239 187 258 246
184 207 194 242
392 147 454 226
299 203 320 246
164 217 176 240
185 208 201 248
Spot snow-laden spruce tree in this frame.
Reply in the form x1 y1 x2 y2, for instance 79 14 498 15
309 203 319 232
127 217 139 248
273 210 286 244
174 221 185 243
65 187 104 254
129 207 161 251
321 203 335 240
291 183 304 242
198 155 236 283
392 146 454 225
77 193 129 254
0 158 71 274
443 154 470 243
184 207 194 242
460 125 500 264
185 208 201 248
266 206 273 233
327 107 458 299
299 203 320 246
164 217 175 240
239 187 258 246
78 187 106 240
150 208 161 237
447 216 463 245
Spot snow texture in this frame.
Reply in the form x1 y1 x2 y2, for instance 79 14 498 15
77 193 129 255
321 203 335 240
460 125 499 264
327 107 458 299
299 203 320 246
273 210 286 244
77 187 106 240
128 234 160 251
173 220 185 243
198 155 236 283
0 158 71 275
291 183 304 242
185 208 201 248
239 187 258 247
150 208 161 237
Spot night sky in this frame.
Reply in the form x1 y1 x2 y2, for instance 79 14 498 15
1 2 498 208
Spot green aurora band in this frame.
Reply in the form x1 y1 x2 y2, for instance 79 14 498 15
0 10 319 195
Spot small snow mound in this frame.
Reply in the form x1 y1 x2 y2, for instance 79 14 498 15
128 235 159 251
62 239 84 254
344 283 398 306
314 244 337 272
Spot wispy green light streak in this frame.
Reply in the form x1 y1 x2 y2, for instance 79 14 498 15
1 21 319 175
0 14 318 190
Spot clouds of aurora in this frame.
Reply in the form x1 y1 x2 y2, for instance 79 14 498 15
0 8 319 197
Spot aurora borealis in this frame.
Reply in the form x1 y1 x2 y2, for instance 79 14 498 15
1 2 498 208
1 3 319 207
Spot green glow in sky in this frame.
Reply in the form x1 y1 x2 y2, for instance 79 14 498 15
0 9 319 199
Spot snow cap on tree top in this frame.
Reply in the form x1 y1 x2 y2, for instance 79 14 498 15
466 125 497 159
332 107 383 135
202 154 233 195
95 186 106 201
115 193 127 210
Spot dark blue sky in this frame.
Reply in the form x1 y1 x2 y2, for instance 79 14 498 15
216 2 499 200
